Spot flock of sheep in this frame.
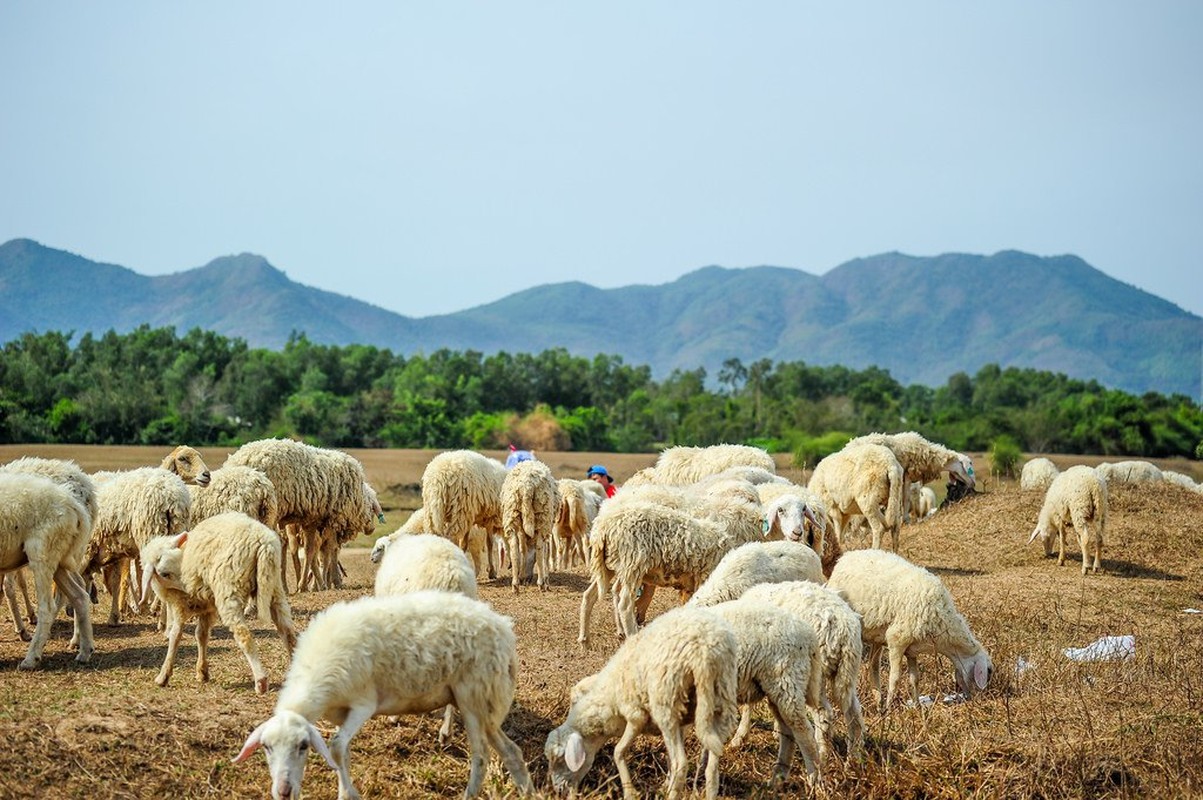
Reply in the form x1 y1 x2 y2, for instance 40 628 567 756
0 433 1187 799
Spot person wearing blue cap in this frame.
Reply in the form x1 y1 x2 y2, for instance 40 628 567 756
586 464 617 498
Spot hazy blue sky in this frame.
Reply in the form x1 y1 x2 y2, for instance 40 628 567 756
3 4 1201 318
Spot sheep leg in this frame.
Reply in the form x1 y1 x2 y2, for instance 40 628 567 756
2 573 30 642
657 720 691 800
578 579 602 648
866 643 885 712
484 724 534 796
271 596 298 655
611 719 643 800
633 582 656 625
885 643 908 710
535 536 550 591
841 686 866 760
17 544 59 670
774 699 820 787
54 567 93 663
286 525 304 589
906 654 921 705
614 582 639 638
459 707 492 800
122 558 143 616
729 703 753 748
103 561 123 626
155 607 185 686
194 612 213 683
328 702 373 800
438 705 457 745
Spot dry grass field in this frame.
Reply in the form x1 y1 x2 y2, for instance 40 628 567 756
0 445 1201 799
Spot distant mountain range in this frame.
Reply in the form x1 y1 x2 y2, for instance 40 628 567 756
2 238 1200 398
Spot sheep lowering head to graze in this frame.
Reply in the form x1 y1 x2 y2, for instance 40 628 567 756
160 445 211 487
1020 457 1059 492
1028 464 1108 575
650 443 777 486
845 431 975 492
500 458 558 593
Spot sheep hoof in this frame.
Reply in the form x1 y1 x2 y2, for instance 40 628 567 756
17 657 40 671
155 674 170 687
18 630 31 643
74 648 93 664
255 677 269 695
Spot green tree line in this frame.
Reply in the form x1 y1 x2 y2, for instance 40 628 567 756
2 326 1201 460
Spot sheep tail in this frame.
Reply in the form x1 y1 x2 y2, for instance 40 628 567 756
589 524 611 602
693 653 739 754
521 490 538 542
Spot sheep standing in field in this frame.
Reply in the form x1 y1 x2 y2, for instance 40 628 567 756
1020 457 1060 491
646 443 777 486
1095 460 1163 485
552 478 603 570
578 488 766 646
0 472 94 669
420 449 508 580
140 512 296 694
159 445 212 487
500 459 559 592
740 581 866 760
546 606 739 800
808 442 905 551
0 457 99 642
827 549 992 711
234 592 533 800
686 540 824 609
1028 464 1108 575
303 480 384 591
223 438 376 592
85 467 191 625
845 431 977 492
705 599 823 787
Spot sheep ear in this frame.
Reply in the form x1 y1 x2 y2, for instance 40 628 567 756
802 504 818 528
174 531 189 548
565 731 587 772
973 656 990 690
1026 526 1041 545
308 723 337 770
140 562 157 605
233 722 266 763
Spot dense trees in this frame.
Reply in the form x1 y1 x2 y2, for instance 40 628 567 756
1 326 1200 460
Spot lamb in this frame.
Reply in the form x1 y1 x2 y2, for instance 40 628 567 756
546 605 739 800
187 465 279 527
705 599 823 787
0 473 94 669
419 449 508 579
552 478 603 570
844 430 977 491
86 466 192 625
686 540 824 608
1020 457 1060 491
159 445 212 487
808 442 905 551
139 512 296 694
647 443 777 486
223 438 375 588
499 458 559 592
1095 460 1163 484
918 486 938 517
1028 464 1108 575
578 489 766 646
234 591 533 800
739 581 866 760
826 549 992 711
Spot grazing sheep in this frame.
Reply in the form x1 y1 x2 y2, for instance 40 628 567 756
826 549 992 711
223 438 376 591
808 442 905 551
159 445 212 487
694 465 790 487
1028 464 1108 575
420 449 508 579
687 540 824 609
187 465 279 527
1020 457 1060 491
0 472 94 669
1163 470 1203 493
500 459 559 592
552 478 603 570
918 486 938 518
302 480 383 591
740 581 866 760
578 489 766 646
234 592 533 800
705 599 824 787
140 512 296 694
86 467 191 625
649 443 777 486
1095 460 1163 484
546 606 740 800
845 431 977 491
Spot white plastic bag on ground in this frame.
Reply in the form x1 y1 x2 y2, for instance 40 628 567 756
1063 634 1135 662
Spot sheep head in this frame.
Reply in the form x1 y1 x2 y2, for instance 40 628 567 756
234 710 336 800
945 453 976 489
161 445 211 487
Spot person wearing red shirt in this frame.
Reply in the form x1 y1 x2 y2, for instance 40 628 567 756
586 464 617 498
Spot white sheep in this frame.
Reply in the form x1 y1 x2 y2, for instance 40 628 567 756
1095 460 1163 484
578 488 766 646
552 478 602 570
500 458 559 592
187 465 279 527
686 540 824 608
740 580 866 760
755 481 839 574
546 605 740 800
705 598 823 787
0 472 94 669
234 591 533 800
648 443 777 486
159 444 212 487
918 485 938 517
139 512 297 694
1163 470 1203 493
1028 464 1109 575
301 479 383 591
826 549 993 711
86 466 192 625
808 442 905 551
845 430 977 491
1020 457 1060 491
420 449 508 579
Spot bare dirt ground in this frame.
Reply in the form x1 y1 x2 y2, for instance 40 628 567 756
0 445 1201 799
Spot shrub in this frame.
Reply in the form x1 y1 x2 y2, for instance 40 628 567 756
792 431 852 469
990 435 1023 478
